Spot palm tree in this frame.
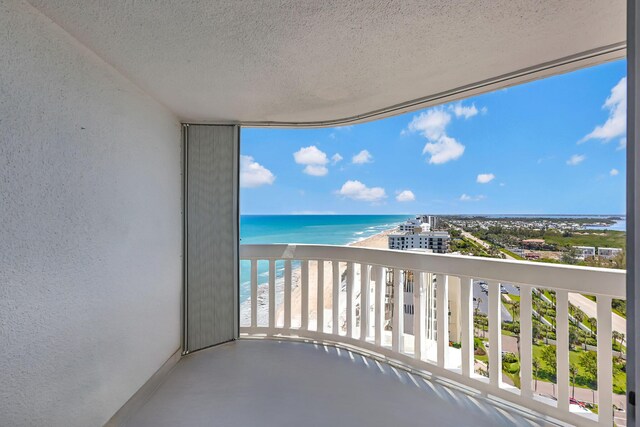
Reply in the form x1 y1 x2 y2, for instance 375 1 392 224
613 331 625 361
512 301 520 321
588 317 597 336
569 363 578 398
532 359 540 391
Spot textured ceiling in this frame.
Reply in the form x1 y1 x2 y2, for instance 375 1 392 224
29 0 625 125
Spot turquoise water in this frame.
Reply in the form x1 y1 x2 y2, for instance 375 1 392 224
239 215 407 302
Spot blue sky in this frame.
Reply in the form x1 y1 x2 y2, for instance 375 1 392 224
240 59 626 215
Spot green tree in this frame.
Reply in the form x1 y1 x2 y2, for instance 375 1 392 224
588 317 597 336
540 345 557 395
579 351 598 403
569 363 578 398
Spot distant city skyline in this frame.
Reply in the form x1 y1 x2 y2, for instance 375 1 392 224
241 59 626 215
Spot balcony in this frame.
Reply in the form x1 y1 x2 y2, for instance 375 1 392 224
234 244 625 426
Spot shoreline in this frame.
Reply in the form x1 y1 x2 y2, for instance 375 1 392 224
239 227 396 328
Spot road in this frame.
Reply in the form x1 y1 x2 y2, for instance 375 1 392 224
568 292 626 336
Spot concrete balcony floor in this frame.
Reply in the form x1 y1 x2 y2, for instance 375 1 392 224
125 339 549 427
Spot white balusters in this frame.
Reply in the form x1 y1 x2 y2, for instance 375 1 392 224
414 272 426 361
346 262 354 338
597 296 613 426
488 280 502 386
555 290 569 412
301 260 309 330
436 274 449 368
520 286 533 399
284 260 292 329
460 277 473 376
317 260 324 333
268 260 276 329
332 261 340 335
360 264 370 341
375 266 385 346
250 260 258 328
392 268 404 353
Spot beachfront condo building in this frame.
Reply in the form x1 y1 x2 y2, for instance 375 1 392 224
2 2 634 427
388 230 451 253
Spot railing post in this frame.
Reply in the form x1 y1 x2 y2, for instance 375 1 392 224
250 259 258 328
520 286 533 399
414 272 426 361
317 260 324 333
436 274 449 368
597 296 613 426
460 277 473 377
268 260 276 329
360 263 370 341
556 290 569 412
301 260 309 330
332 260 340 335
488 280 502 386
392 268 404 353
284 260 292 329
375 266 385 346
346 262 354 338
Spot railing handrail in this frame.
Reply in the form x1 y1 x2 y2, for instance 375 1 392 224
240 243 625 298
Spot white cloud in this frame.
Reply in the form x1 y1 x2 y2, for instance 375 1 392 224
460 194 485 202
567 154 586 166
331 153 343 164
395 190 415 202
303 165 328 176
610 168 619 176
423 135 465 164
336 180 386 202
240 155 275 188
294 146 328 165
407 108 467 164
581 77 626 143
451 102 480 119
294 145 329 176
352 149 373 164
617 137 627 151
408 109 451 140
476 173 495 184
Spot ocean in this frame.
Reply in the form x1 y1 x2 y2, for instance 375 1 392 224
239 214 408 303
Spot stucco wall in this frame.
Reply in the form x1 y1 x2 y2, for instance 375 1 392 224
0 1 182 426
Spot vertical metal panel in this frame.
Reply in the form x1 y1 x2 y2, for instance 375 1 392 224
556 290 569 412
284 260 292 329
360 263 370 340
332 261 340 335
317 260 324 332
184 125 238 352
628 1 639 423
488 280 502 385
436 274 448 368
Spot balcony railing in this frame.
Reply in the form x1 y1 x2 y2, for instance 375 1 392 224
239 244 625 426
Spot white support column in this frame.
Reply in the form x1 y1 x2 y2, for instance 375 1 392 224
392 269 404 353
520 286 533 399
488 280 502 386
346 262 354 338
317 260 324 333
250 259 258 328
597 296 613 426
436 274 449 368
460 277 473 377
268 260 275 329
301 260 309 330
414 272 426 361
332 260 340 335
360 263 370 341
284 260 292 329
556 290 569 412
375 266 385 346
